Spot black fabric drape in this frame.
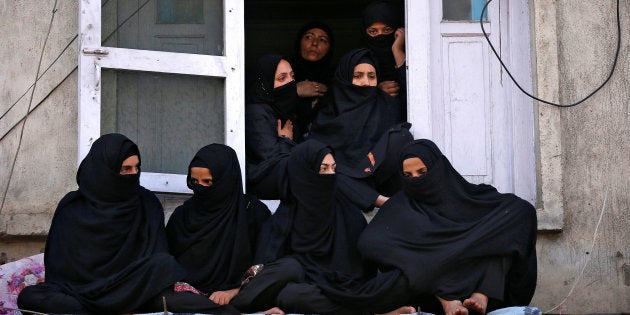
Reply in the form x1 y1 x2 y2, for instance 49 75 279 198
361 0 404 81
358 139 538 307
246 54 300 199
30 133 187 313
166 144 270 293
309 48 406 178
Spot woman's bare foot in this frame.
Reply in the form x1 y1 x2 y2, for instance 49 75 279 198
463 292 488 315
375 305 417 315
437 296 468 315
260 306 285 314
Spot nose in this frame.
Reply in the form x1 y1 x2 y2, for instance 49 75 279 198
359 77 370 86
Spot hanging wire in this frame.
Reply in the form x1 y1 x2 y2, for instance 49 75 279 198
480 0 621 108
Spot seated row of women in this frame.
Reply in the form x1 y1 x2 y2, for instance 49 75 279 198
17 132 537 315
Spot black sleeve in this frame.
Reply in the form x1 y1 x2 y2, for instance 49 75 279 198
336 174 380 212
246 104 295 165
245 195 272 250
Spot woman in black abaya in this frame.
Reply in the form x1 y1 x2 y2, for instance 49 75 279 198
289 21 336 137
17 133 239 314
309 48 412 212
166 144 271 307
246 54 300 200
358 139 538 314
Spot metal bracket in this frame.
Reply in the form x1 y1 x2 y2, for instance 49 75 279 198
82 48 109 56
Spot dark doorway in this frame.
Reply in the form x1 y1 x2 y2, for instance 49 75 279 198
244 0 376 73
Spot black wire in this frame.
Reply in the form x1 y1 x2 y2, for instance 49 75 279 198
480 0 621 108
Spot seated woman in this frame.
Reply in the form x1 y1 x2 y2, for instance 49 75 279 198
165 144 272 308
252 140 415 315
358 139 538 315
361 0 407 114
289 20 335 137
309 48 413 211
17 133 239 314
246 54 300 200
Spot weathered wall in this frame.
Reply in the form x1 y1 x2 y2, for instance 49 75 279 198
531 0 630 313
0 0 79 260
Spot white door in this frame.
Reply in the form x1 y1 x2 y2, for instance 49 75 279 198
78 0 245 193
407 0 535 202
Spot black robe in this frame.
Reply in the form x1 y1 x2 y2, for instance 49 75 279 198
18 133 187 313
245 54 300 200
289 20 336 136
166 144 270 294
309 48 412 209
358 139 538 310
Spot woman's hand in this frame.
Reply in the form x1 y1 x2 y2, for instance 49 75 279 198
374 195 390 208
297 80 327 98
392 27 406 66
209 288 239 305
378 81 400 97
277 119 294 140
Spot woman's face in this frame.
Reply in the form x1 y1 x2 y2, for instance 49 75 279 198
299 28 331 62
402 157 428 178
119 155 140 175
319 153 336 174
365 22 395 37
274 59 295 88
190 167 213 187
352 63 377 86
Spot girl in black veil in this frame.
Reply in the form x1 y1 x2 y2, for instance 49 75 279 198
252 139 415 315
245 54 300 200
361 0 407 118
309 48 412 212
358 139 538 315
165 144 271 308
17 133 239 314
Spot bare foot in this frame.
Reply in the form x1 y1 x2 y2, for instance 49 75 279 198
437 296 468 315
463 292 488 315
259 306 285 314
375 305 417 315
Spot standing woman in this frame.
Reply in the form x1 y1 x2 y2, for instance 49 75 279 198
309 48 412 212
17 134 238 314
358 139 538 315
289 21 335 137
166 144 271 306
246 54 299 200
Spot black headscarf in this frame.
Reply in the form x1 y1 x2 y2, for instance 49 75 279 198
246 54 299 121
361 0 404 81
290 20 335 85
309 48 402 177
358 139 538 306
166 144 269 293
43 133 186 313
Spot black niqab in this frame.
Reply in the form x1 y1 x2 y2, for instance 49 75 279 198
310 48 402 177
44 133 186 313
246 54 299 121
361 0 404 81
167 144 269 293
358 139 537 305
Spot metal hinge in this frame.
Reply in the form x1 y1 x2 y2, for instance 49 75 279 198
82 48 109 56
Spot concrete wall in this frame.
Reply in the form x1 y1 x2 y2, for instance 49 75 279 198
0 0 78 259
531 0 630 313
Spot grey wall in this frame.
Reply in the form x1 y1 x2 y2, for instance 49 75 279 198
531 0 630 312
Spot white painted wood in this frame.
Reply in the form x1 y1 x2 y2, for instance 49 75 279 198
78 0 245 194
78 0 103 166
408 0 534 197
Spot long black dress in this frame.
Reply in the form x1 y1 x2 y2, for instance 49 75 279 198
166 144 270 295
358 139 538 312
17 133 239 314
309 48 412 211
245 54 300 200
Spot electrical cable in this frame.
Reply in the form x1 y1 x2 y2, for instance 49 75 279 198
480 0 621 108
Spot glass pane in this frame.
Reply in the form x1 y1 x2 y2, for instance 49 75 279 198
101 69 225 174
443 0 488 21
101 0 224 55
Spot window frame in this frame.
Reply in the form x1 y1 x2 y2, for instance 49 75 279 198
78 0 245 193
